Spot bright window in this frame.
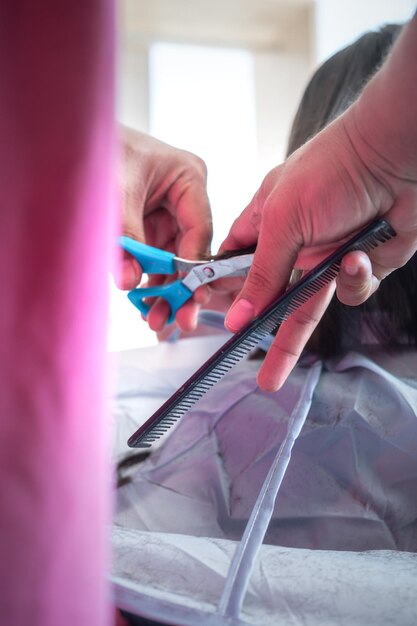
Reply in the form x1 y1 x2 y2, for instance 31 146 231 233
149 42 258 250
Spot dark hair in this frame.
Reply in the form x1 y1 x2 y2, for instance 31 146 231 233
287 24 417 357
115 450 150 487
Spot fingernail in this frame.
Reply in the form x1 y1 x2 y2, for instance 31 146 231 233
343 261 359 277
225 299 255 332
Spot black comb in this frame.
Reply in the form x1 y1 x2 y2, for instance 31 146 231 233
128 219 396 448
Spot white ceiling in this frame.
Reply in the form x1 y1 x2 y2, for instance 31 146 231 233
121 0 313 52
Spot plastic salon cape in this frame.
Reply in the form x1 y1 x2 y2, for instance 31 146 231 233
111 335 417 626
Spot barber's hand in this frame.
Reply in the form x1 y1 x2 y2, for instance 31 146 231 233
222 105 417 391
116 126 213 332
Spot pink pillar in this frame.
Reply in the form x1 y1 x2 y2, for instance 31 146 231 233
0 2 115 624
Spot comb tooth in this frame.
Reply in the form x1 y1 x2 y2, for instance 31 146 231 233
213 363 230 376
241 338 255 346
165 414 182 423
232 344 249 353
206 374 221 382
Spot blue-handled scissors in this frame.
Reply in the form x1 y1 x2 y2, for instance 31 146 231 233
119 236 254 324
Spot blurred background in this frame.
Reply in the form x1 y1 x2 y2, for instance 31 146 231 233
109 0 416 351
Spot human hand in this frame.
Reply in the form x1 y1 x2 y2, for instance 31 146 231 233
222 101 417 390
116 126 213 332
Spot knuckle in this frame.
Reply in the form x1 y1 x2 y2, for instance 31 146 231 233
290 306 321 327
183 151 208 179
194 154 208 176
268 340 299 360
246 264 277 296
337 277 374 305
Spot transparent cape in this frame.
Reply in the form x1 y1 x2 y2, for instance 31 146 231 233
111 333 417 626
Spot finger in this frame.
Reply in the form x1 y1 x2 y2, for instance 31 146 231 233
144 208 179 250
337 250 379 305
225 204 301 333
119 127 147 243
143 261 209 331
257 282 335 391
175 300 200 332
220 199 261 253
168 172 213 260
147 297 171 332
145 274 203 331
178 224 212 263
143 273 173 331
147 296 200 333
166 284 206 332
114 249 142 290
192 284 211 306
210 276 245 294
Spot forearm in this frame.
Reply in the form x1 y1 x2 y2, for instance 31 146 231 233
348 13 417 179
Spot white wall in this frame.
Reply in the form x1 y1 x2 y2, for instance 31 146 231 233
149 43 259 249
117 36 149 131
254 50 311 174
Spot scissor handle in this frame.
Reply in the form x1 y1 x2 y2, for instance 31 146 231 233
119 236 176 274
127 280 193 324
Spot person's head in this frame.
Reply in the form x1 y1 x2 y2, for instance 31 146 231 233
287 24 417 357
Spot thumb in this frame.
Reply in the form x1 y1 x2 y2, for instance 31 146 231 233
115 249 142 291
115 176 147 291
114 210 146 291
115 216 146 291
336 250 379 305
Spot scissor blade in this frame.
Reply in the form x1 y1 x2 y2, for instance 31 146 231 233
181 254 254 292
173 244 256 273
173 257 209 272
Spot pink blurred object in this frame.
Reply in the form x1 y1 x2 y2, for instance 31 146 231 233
0 2 115 624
